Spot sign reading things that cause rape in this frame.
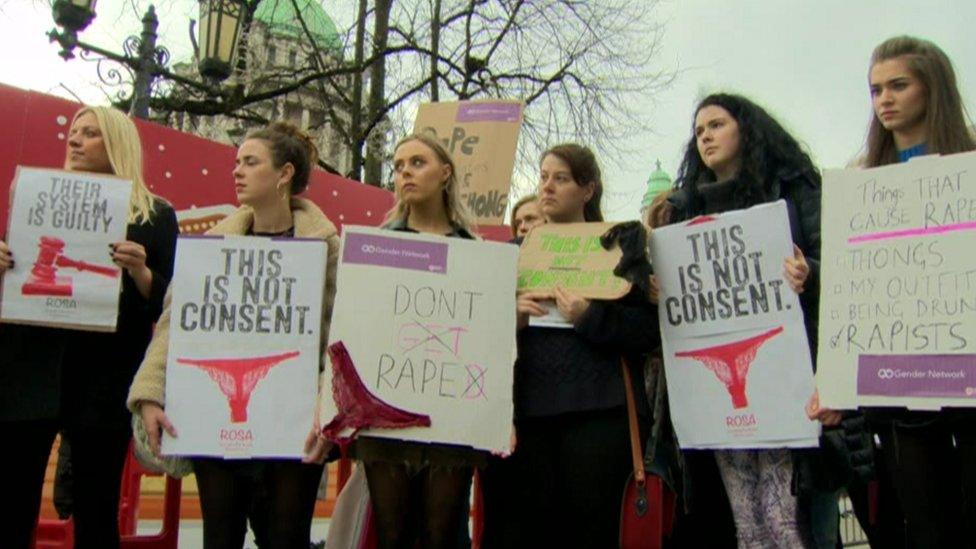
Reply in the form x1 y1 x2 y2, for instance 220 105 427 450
323 226 517 453
163 235 326 459
517 222 631 300
1 166 131 331
818 151 976 410
413 100 523 225
650 201 818 449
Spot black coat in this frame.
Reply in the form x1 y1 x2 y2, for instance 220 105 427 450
0 199 178 432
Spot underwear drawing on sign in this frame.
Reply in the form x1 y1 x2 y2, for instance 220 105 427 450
321 341 432 446
177 351 300 423
21 236 120 296
675 326 784 409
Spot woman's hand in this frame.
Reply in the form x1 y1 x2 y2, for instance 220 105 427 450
784 244 810 294
140 401 177 457
111 240 153 298
0 240 12 274
553 286 590 324
517 291 549 330
649 275 661 304
805 390 842 427
303 409 333 464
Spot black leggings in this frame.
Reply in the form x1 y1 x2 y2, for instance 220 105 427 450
0 419 131 549
192 457 324 549
482 408 636 549
877 418 976 549
363 461 473 549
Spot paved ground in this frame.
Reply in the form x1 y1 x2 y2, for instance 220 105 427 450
137 519 331 548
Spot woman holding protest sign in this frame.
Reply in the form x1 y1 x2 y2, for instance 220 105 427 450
483 143 659 548
835 36 976 548
666 93 872 548
345 132 480 549
128 121 338 549
0 105 177 548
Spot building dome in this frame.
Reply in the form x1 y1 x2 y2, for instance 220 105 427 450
254 0 342 53
641 159 673 210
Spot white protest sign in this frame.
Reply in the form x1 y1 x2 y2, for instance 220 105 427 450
1 167 131 331
818 151 976 410
163 235 326 459
323 226 517 453
650 200 819 449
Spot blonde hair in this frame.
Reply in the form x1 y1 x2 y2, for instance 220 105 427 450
383 133 475 233
866 36 975 167
66 106 161 224
510 193 540 237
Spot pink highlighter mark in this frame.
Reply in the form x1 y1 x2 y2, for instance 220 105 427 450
177 351 300 423
675 326 783 409
848 221 976 244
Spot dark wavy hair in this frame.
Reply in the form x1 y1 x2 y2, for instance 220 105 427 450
675 93 819 209
541 143 604 222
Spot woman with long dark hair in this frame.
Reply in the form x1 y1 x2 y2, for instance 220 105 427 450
668 93 846 548
483 143 659 548
856 36 976 548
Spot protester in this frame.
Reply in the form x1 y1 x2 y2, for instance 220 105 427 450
128 121 338 549
509 194 545 238
0 105 178 549
351 133 480 549
482 143 659 547
852 35 976 548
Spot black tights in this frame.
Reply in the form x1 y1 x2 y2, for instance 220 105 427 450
363 461 472 549
192 457 324 549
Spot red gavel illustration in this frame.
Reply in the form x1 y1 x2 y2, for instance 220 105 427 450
21 236 120 297
177 351 301 423
675 326 784 409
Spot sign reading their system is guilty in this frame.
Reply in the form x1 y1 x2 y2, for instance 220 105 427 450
163 235 326 459
518 222 631 299
818 151 976 410
0 166 131 331
413 100 523 225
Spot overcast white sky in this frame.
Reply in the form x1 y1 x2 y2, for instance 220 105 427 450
0 0 973 221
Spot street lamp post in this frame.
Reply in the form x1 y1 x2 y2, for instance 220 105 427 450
48 0 246 120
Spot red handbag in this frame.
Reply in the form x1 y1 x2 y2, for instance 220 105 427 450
619 358 674 549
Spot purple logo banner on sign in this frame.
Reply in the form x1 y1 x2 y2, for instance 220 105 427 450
857 354 976 398
343 232 449 274
456 102 521 123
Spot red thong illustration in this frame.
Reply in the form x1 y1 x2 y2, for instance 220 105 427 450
321 341 431 446
177 351 300 423
675 326 784 409
21 236 120 296
686 215 717 226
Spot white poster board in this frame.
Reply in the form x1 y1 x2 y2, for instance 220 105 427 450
323 226 517 454
650 200 819 449
818 152 976 410
1 166 131 331
163 235 326 459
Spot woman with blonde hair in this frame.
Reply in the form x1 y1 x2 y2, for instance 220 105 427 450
351 132 482 549
0 105 178 548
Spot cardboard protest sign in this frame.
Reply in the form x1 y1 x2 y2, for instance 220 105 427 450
413 100 523 225
517 222 631 300
818 151 976 410
162 236 326 458
323 226 517 453
650 201 819 449
1 166 131 331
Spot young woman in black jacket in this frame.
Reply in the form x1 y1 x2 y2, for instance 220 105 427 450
484 143 659 548
0 106 177 549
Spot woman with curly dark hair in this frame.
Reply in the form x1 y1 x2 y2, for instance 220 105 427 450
666 93 862 548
